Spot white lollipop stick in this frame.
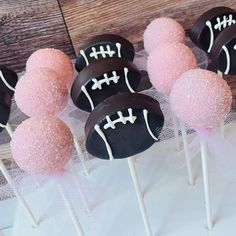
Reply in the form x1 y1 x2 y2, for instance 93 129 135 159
172 113 180 151
127 157 152 236
69 162 91 213
5 123 13 138
0 230 4 236
217 70 225 137
58 182 85 236
180 121 194 185
200 138 213 230
73 136 89 175
0 160 38 227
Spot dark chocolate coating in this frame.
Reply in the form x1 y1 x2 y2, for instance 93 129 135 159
75 34 135 72
0 66 18 97
189 7 236 53
210 23 236 75
85 93 164 160
0 91 11 133
71 58 141 112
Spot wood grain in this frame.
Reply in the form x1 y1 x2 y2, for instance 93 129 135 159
0 0 75 72
59 0 236 54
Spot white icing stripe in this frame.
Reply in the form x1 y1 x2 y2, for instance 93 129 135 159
0 71 15 92
90 45 116 59
143 109 159 141
91 71 120 90
214 14 236 31
81 85 94 110
104 108 137 129
222 45 230 75
80 50 89 66
206 21 214 53
94 124 114 160
116 43 121 58
124 67 135 93
0 123 6 128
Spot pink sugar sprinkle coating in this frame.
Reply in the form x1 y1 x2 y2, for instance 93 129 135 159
170 69 232 129
11 117 73 175
15 68 68 117
147 43 197 95
144 17 185 54
26 48 73 87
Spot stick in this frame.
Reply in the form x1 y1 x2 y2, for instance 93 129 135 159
172 113 181 151
5 123 13 138
0 160 38 227
69 162 91 213
58 182 85 236
0 230 4 236
180 121 194 185
127 157 152 236
73 136 89 175
200 138 213 230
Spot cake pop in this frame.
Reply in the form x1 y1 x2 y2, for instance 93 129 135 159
170 68 232 230
71 58 141 112
75 34 135 72
11 116 85 235
0 66 18 97
15 68 68 117
143 17 185 54
26 48 73 87
0 91 38 227
147 42 197 185
85 93 164 236
189 7 236 53
147 42 197 95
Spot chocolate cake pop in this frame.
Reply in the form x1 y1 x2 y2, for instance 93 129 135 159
144 17 185 54
0 66 18 97
26 48 73 87
85 93 163 236
211 23 236 75
15 68 68 117
75 34 135 72
189 7 236 53
0 92 11 133
71 58 141 112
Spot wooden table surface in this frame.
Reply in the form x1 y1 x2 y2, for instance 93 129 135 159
0 0 235 72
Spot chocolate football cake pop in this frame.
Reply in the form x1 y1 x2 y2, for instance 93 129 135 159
189 7 236 53
85 93 164 159
75 34 135 72
0 66 18 97
211 23 236 75
71 58 141 112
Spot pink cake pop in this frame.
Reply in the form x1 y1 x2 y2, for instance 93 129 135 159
26 48 73 87
170 68 232 230
11 116 73 175
170 69 232 129
143 17 185 54
15 68 68 117
147 43 197 95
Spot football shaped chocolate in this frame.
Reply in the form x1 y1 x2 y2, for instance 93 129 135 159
71 58 141 112
211 23 236 75
85 93 164 160
0 91 11 133
75 34 135 72
189 7 236 53
0 66 18 97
